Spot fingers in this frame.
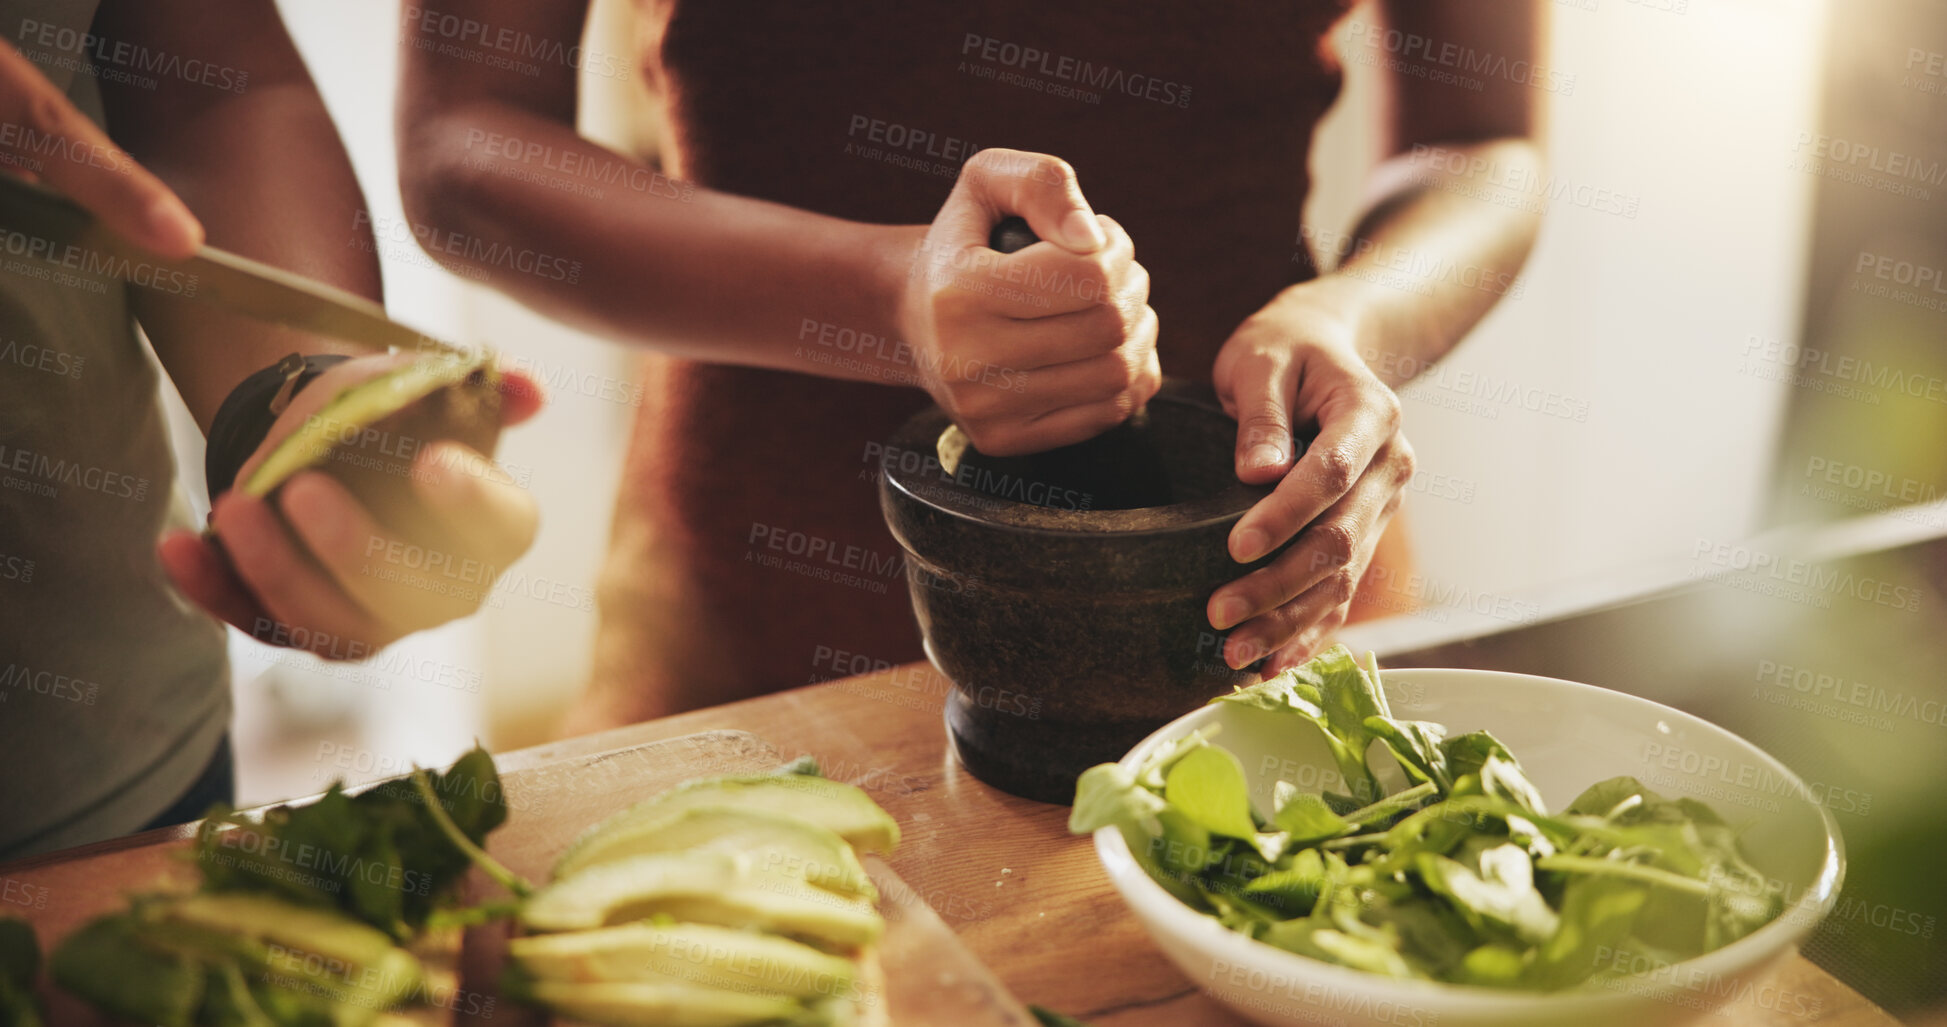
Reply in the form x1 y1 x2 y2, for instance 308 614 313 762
0 42 201 257
278 471 481 630
1258 614 1350 677
408 442 539 564
1218 538 1370 671
946 308 1160 456
913 179 1156 455
922 212 1140 321
1228 384 1401 564
1211 467 1388 627
210 490 396 656
1210 436 1413 669
157 529 271 633
496 368 546 426
950 148 1106 254
1228 356 1300 487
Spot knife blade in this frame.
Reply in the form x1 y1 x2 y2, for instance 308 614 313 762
0 173 472 357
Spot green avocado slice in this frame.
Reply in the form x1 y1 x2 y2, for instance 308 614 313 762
558 776 899 880
241 351 497 498
509 921 857 998
235 352 504 549
551 805 875 899
521 851 883 953
519 979 812 1027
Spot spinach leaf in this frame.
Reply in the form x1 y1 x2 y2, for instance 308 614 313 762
1164 746 1259 841
1272 789 1352 846
1215 645 1387 804
0 917 44 1027
1416 844 1559 946
1365 716 1451 792
1523 875 1650 990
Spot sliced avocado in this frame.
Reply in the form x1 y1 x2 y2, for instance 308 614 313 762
522 851 883 952
156 893 423 1009
559 775 899 878
50 913 204 1027
237 351 504 549
522 979 810 1027
160 893 406 970
510 921 856 998
552 805 875 898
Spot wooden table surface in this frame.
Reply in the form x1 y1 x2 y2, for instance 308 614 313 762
1 662 1902 1026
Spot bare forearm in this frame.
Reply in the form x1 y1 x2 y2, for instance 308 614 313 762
400 105 920 382
1302 137 1545 388
94 0 379 431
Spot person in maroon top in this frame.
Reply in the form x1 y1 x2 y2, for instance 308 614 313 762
397 2 1544 731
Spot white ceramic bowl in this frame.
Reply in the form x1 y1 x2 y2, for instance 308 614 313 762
1092 668 1845 1027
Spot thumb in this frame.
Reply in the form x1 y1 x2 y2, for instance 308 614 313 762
948 147 1107 255
1232 365 1297 485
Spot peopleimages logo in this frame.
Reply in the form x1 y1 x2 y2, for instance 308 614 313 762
15 18 249 92
959 33 1192 108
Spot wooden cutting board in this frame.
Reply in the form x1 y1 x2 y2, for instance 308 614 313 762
26 729 1033 1027
423 728 1035 1027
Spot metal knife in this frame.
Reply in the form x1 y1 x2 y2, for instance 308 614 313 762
0 172 472 357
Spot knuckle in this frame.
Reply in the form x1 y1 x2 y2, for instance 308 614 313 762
931 288 977 323
1134 354 1163 401
1323 566 1360 604
23 90 73 140
1371 386 1404 428
1311 445 1359 494
1035 154 1079 188
1310 521 1359 568
1077 263 1114 305
960 148 1004 184
1240 410 1288 440
1393 437 1419 481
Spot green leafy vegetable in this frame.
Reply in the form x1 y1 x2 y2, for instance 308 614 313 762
194 744 508 939
1214 647 1390 805
1164 746 1259 841
1071 644 1786 991
51 747 510 1025
0 917 45 1027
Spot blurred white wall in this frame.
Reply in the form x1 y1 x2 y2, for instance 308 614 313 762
1312 0 1828 618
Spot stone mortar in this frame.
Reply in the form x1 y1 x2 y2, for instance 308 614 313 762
879 379 1294 804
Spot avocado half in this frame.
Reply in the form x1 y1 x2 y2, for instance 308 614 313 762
238 351 504 546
